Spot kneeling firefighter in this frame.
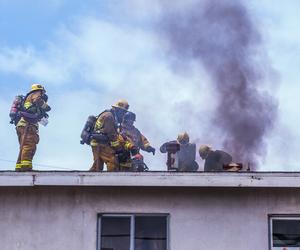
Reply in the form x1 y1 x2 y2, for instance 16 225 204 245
10 84 51 171
199 145 242 171
81 99 140 171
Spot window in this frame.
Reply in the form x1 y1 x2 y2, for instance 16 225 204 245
98 214 168 250
270 216 300 249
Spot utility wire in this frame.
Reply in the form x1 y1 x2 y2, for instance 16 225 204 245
0 158 76 171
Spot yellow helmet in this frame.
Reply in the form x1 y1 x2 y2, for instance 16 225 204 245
199 145 212 159
31 83 45 92
112 99 129 111
177 132 189 144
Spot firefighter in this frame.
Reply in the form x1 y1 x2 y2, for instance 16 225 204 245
120 111 155 155
15 84 51 171
89 99 139 172
119 111 154 171
160 132 199 171
199 145 233 171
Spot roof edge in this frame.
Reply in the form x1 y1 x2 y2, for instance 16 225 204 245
0 171 300 188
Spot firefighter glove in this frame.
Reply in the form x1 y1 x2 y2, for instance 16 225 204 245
146 146 156 155
42 93 48 102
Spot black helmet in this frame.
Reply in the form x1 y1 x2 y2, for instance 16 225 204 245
123 111 136 122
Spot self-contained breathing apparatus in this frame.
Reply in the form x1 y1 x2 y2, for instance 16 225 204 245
80 115 97 145
80 115 109 145
9 95 25 125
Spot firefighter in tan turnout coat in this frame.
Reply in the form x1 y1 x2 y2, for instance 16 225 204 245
15 84 51 171
120 111 155 155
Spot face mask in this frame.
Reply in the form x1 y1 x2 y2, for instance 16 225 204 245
39 117 49 127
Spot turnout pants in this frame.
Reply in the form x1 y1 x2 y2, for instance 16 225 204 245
16 125 39 171
90 145 118 172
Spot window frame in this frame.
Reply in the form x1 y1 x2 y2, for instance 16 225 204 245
269 214 300 250
97 213 170 250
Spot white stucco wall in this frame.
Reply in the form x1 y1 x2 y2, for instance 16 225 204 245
0 172 299 250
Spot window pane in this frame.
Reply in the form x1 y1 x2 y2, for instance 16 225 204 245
273 219 300 247
135 216 167 250
101 217 131 250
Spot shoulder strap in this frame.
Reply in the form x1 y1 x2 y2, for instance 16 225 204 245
97 109 112 118
97 109 119 128
21 92 33 109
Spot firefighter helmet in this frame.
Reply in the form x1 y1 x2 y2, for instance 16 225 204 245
177 132 189 144
199 145 212 159
31 84 45 92
112 99 129 111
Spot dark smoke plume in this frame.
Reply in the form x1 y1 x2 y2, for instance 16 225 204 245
160 0 278 167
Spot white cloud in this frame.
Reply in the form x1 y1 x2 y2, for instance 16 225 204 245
0 45 74 85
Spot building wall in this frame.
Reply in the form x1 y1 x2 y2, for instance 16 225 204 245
0 186 300 250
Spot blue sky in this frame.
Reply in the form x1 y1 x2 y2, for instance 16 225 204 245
0 0 300 171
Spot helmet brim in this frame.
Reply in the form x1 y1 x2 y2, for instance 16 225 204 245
111 105 128 111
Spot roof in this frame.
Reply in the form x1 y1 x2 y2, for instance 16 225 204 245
0 171 300 188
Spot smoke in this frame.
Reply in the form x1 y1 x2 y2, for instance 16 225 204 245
159 0 278 167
